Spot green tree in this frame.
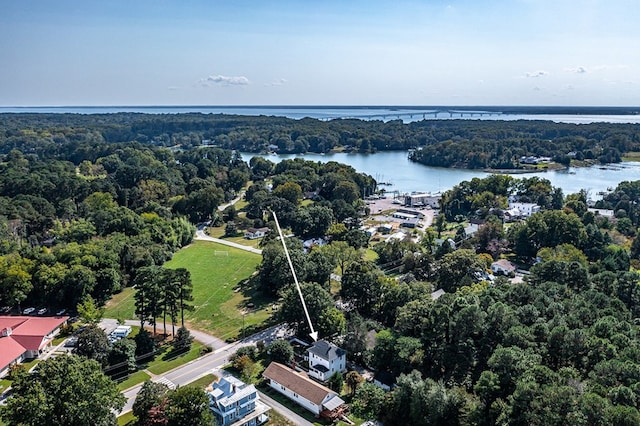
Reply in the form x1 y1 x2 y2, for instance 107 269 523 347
327 371 344 393
165 386 214 426
134 266 164 334
352 383 386 420
74 324 110 365
268 339 294 364
76 295 103 324
135 329 156 357
132 380 170 426
341 261 383 317
435 249 485 292
108 338 137 372
172 326 193 353
0 355 124 426
272 181 302 205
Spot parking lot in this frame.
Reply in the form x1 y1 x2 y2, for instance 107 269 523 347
366 197 436 228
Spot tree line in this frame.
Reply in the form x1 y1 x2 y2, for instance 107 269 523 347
2 113 639 166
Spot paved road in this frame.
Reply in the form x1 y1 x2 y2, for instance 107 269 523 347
119 323 292 414
194 228 263 255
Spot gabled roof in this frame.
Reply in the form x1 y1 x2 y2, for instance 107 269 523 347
263 362 337 406
308 340 346 361
0 316 69 372
0 336 27 371
8 316 68 337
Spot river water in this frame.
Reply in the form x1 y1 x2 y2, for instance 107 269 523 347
3 106 640 125
242 151 640 198
3 105 640 196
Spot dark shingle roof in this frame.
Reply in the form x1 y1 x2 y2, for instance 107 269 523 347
307 340 346 361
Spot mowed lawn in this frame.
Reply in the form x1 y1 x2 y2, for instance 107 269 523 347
106 240 269 340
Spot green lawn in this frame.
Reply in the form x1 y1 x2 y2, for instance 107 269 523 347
116 370 150 391
103 287 137 321
185 373 217 389
145 342 205 375
117 411 136 426
104 240 270 340
164 240 268 340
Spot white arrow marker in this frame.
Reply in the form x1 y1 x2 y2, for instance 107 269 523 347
271 210 319 342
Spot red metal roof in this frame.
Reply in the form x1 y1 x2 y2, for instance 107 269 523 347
0 337 27 372
0 316 69 373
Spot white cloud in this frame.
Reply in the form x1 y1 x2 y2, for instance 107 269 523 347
265 78 287 87
565 66 587 74
525 70 549 78
202 75 250 86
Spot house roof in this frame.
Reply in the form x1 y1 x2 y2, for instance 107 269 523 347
0 316 69 372
9 316 69 337
263 362 337 406
373 370 396 387
308 340 346 361
492 259 516 272
322 395 345 411
0 336 27 371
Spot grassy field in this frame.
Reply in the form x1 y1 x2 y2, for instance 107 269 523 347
104 240 269 340
116 370 150 391
103 287 136 321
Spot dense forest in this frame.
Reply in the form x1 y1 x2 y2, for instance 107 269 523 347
4 113 640 425
1 113 639 170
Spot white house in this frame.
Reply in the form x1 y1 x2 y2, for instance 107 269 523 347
508 202 540 217
244 227 269 240
262 362 345 418
491 259 517 276
307 340 346 382
207 375 270 426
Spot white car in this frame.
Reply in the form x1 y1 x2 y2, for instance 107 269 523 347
23 307 35 315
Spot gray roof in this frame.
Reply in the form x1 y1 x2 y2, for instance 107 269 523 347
308 340 346 361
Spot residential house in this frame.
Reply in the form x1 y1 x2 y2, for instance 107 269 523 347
508 202 541 217
491 259 517 276
307 340 346 382
207 375 269 426
373 370 396 391
244 227 269 240
263 362 346 419
0 315 69 378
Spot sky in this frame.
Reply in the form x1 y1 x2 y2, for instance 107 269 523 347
1 0 639 106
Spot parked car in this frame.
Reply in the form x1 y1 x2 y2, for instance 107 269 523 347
37 308 48 315
23 307 35 315
56 309 67 316
64 336 78 348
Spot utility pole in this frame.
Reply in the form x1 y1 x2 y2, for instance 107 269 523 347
271 210 319 342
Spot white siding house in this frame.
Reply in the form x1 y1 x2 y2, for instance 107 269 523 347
262 362 345 417
307 340 346 382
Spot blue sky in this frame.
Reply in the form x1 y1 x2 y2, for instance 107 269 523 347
1 0 638 106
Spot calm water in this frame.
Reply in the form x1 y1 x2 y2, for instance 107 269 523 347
2 106 640 124
242 151 640 198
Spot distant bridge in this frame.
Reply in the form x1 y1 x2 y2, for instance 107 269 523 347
321 109 504 121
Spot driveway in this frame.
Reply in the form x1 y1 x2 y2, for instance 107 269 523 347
194 228 262 255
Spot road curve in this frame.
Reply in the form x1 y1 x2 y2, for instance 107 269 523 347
194 228 263 255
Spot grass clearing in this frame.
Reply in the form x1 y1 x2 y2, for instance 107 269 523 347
164 240 268 340
117 411 137 426
104 240 269 340
103 287 137 321
145 342 205 375
185 373 217 389
116 370 151 391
